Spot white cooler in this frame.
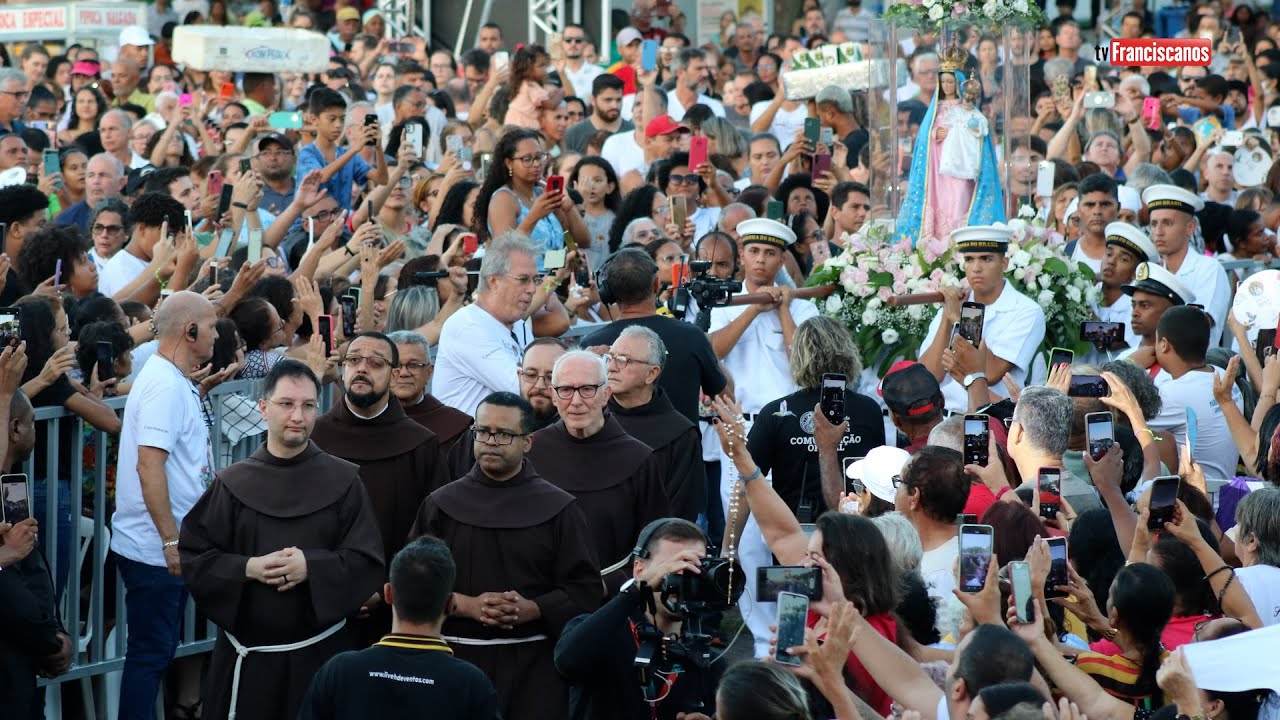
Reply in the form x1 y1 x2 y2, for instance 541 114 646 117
172 25 331 73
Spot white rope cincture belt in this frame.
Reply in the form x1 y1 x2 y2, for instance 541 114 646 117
225 618 347 720
442 633 549 646
600 554 633 577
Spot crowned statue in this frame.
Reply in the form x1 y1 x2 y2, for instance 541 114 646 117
898 44 1005 245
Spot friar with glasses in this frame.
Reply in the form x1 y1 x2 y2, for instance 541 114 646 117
526 350 670 593
410 391 599 720
389 330 474 461
179 360 385 720
311 331 446 645
605 326 704 521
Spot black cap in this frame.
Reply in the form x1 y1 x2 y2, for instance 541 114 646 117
878 361 943 417
255 132 294 153
125 165 156 196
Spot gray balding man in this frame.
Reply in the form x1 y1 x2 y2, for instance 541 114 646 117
110 291 220 720
0 68 29 136
99 109 149 169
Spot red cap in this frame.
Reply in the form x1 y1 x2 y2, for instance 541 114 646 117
877 360 920 397
645 114 689 139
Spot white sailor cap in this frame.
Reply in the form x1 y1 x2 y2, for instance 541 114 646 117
1142 184 1205 215
950 224 1014 254
1064 196 1079 224
737 217 796 249
1122 262 1196 306
1117 185 1141 214
1105 222 1158 263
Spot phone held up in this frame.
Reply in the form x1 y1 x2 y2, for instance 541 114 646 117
963 413 989 467
820 372 846 425
958 523 994 593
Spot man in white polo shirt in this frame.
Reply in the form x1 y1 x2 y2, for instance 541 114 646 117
665 47 725 121
1142 184 1231 346
918 225 1046 415
1094 221 1159 353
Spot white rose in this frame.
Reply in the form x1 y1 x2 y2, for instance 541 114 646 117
1017 204 1036 219
862 309 879 325
1014 0 1028 12
882 328 900 344
1013 268 1026 281
1011 249 1032 268
868 297 883 310
1066 285 1082 303
907 304 925 320
825 294 845 313
929 3 945 19
1037 290 1055 307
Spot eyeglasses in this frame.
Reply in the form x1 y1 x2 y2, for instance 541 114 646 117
668 173 700 186
513 153 549 166
891 474 904 488
475 428 526 445
92 223 124 235
267 398 319 414
397 361 429 372
520 370 554 385
604 353 656 369
552 383 604 399
342 354 391 370
307 209 338 223
0 90 30 99
505 273 544 286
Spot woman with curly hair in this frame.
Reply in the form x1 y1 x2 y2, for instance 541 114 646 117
57 85 108 146
17 224 99 300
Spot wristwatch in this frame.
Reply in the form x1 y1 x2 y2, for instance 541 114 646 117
962 372 987 389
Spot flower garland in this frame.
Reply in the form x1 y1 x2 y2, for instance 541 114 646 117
884 0 1046 30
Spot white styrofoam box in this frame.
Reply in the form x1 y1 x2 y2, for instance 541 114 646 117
172 25 331 74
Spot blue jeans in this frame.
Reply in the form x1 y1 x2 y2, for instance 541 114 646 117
32 478 73 601
116 554 188 720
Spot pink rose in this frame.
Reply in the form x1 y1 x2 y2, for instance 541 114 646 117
893 281 908 294
952 4 968 15
878 286 893 302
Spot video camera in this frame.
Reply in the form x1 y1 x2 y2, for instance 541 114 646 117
410 270 450 286
667 260 742 331
634 554 743 675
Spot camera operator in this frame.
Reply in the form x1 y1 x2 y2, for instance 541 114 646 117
554 518 723 720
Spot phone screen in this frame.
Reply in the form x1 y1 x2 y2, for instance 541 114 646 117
318 315 333 357
1011 561 1033 623
959 524 994 592
1 474 30 524
1038 468 1062 519
1049 347 1074 368
1148 476 1179 528
820 373 846 425
774 592 810 666
1081 321 1124 346
959 303 984 346
0 308 21 346
339 295 357 338
756 566 823 602
1068 374 1110 398
215 229 235 260
963 415 989 467
1086 412 1114 460
1046 537 1069 597
96 340 114 382
247 229 263 264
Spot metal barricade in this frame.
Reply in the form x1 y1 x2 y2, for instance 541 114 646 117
31 378 330 718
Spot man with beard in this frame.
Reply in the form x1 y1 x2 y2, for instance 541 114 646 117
1091 222 1158 355
666 48 725 121
448 337 568 477
1063 174 1119 275
527 351 669 592
255 134 297 218
179 360 385 720
311 332 443 643
605 327 704 521
410 392 599 720
564 75 630 154
389 330 473 460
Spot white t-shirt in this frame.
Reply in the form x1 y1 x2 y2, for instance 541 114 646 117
561 62 604 100
433 303 528 417
1236 564 1280 626
1168 250 1231 346
601 130 646 182
749 101 810 151
98 249 150 298
921 535 959 599
110 355 213 567
665 90 726 122
691 205 721 243
708 295 821 414
88 248 112 276
1149 366 1242 480
1071 240 1104 275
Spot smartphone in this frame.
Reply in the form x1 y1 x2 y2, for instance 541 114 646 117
1228 26 1242 44
546 175 564 195
96 340 114 382
963 414 990 467
1036 160 1054 197
207 170 223 200
959 301 984 346
267 111 304 130
184 209 194 236
689 135 709 170
1010 561 1034 623
810 236 831 265
459 147 473 168
1081 320 1124 346
493 50 510 72
820 372 846 425
446 134 463 156
217 184 234 218
363 113 378 146
1038 467 1062 520
671 262 688 287
803 117 821 146
317 314 334 356
212 229 235 260
1222 130 1244 147
1049 347 1074 369
1084 64 1098 91
544 248 567 270
239 157 252 175
959 524 995 593
247 229 263 264
773 591 810 666
1045 536 1069 599
0 223 7 257
766 199 784 220
53 258 62 286
478 152 492 179
1086 411 1114 461
812 152 832 179
0 307 21 346
843 456 864 499
42 147 59 179
388 40 415 54
641 39 659 72
1068 374 1110 398
178 93 193 107
0 473 30 524
1143 96 1162 131
1268 106 1280 129
1148 475 1180 529
1084 91 1114 109
1255 328 1278 367
819 126 834 147
1185 407 1198 463
339 294 358 338
219 81 235 100
671 195 687 229
405 123 424 157
462 233 479 255
756 566 823 602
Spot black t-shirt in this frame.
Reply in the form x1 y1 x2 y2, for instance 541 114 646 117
747 388 886 519
580 316 726 425
843 128 869 169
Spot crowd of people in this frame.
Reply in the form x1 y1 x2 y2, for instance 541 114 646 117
0 0 1279 720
